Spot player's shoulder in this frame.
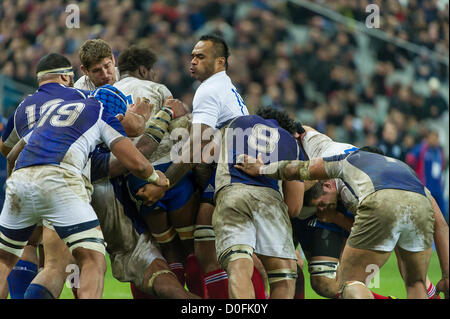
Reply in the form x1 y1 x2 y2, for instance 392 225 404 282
74 75 96 91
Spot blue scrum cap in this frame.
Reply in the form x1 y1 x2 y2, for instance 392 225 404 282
91 84 128 117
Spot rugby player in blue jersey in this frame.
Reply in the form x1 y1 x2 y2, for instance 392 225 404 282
208 109 306 299
236 148 449 299
0 90 168 298
0 53 91 299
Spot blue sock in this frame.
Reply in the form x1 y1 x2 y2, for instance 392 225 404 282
7 259 38 299
24 283 55 299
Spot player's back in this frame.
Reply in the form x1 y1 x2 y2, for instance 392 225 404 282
302 129 357 159
325 150 427 203
2 83 89 148
216 114 303 194
15 98 126 176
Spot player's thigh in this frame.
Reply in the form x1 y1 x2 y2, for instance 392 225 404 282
395 246 432 285
212 186 257 266
196 202 215 225
338 244 391 286
42 224 74 269
168 193 198 229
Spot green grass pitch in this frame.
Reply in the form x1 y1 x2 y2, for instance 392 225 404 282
58 250 443 299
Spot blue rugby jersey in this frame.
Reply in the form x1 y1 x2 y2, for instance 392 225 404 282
215 115 305 194
15 98 126 175
2 83 90 148
323 150 427 203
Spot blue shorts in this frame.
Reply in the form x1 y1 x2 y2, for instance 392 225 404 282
200 169 216 205
292 211 353 258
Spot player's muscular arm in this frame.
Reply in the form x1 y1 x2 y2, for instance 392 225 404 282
282 180 304 218
107 100 190 178
165 123 216 187
109 137 168 187
119 97 153 137
236 154 331 181
6 138 26 177
0 140 12 157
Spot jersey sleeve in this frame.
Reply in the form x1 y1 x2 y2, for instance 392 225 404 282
1 112 20 147
322 153 348 179
192 88 219 129
99 110 127 149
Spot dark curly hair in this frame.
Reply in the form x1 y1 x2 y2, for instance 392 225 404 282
255 106 305 135
118 45 157 74
359 145 385 156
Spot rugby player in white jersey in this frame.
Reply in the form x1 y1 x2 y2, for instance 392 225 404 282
106 45 199 298
137 34 277 299
75 39 119 90
75 41 197 298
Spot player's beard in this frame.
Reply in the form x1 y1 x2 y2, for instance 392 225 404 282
197 64 215 82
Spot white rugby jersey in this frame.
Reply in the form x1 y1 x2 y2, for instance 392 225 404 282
113 76 172 119
15 98 126 176
74 68 121 91
113 75 173 166
192 71 249 129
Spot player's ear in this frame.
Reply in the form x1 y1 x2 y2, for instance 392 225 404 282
60 74 70 86
138 65 147 79
216 57 226 68
80 64 89 76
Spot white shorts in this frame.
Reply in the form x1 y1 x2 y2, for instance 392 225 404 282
213 184 297 262
91 178 165 288
0 165 99 242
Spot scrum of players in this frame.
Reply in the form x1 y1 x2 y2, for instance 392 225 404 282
0 35 448 300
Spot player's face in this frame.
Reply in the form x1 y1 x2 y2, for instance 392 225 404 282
190 41 216 82
85 56 116 87
310 189 338 213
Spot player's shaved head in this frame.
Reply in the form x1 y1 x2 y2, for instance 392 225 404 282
199 34 229 70
36 53 72 75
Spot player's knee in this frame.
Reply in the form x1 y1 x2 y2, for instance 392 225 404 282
309 260 338 294
267 268 298 287
339 280 370 299
218 244 253 271
64 227 106 257
175 225 195 244
145 269 178 296
194 225 215 243
152 227 177 246
310 275 337 297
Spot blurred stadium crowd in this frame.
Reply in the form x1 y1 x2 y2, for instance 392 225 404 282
0 0 448 217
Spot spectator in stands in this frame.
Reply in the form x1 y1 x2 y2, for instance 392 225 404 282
424 77 448 120
378 120 407 161
406 129 448 219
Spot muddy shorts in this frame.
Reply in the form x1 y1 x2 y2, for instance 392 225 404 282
348 189 435 252
213 184 297 264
